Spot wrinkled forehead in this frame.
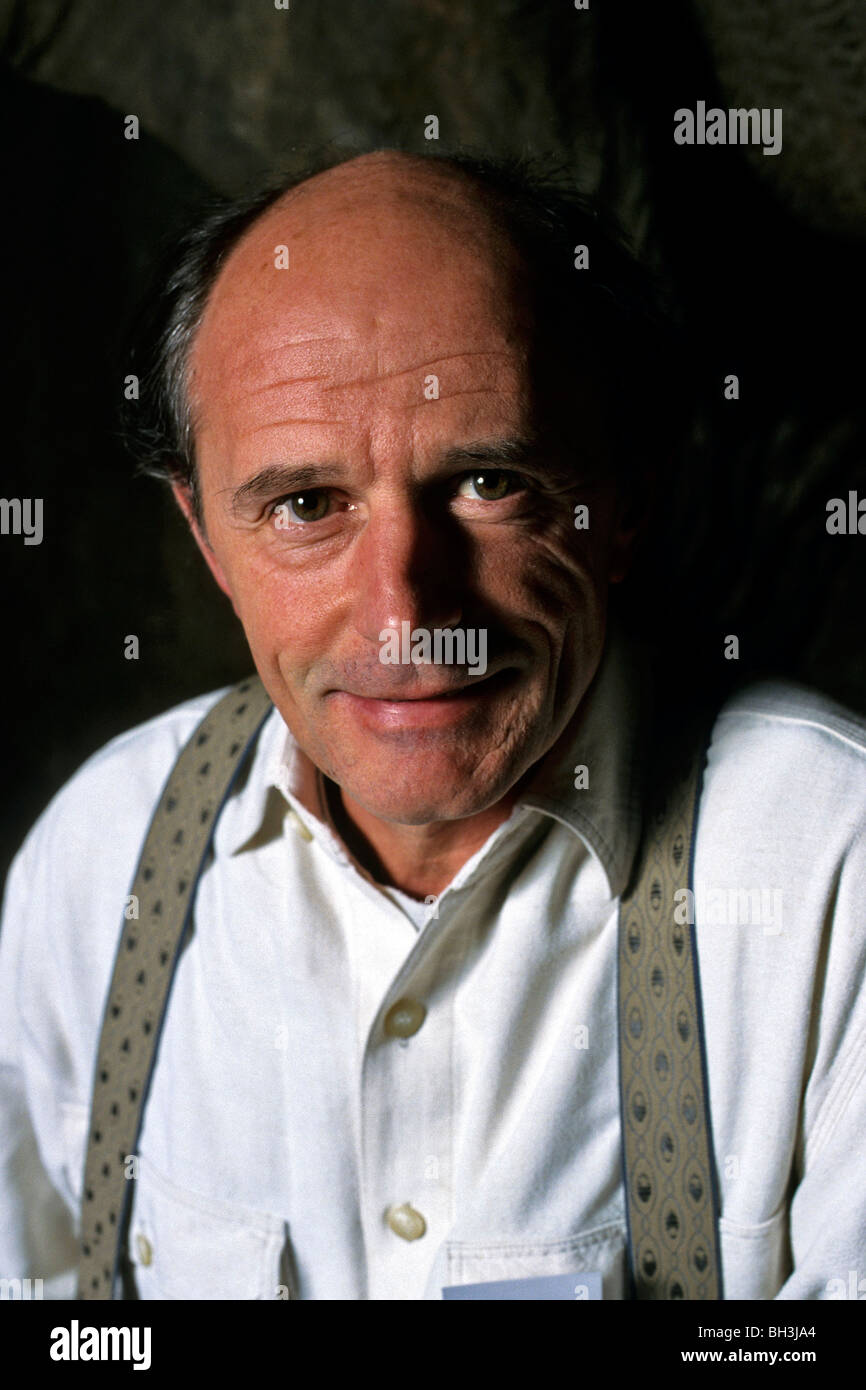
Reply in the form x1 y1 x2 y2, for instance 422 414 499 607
189 160 535 410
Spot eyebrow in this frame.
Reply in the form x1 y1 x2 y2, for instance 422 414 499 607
227 435 576 513
229 463 343 513
440 437 546 470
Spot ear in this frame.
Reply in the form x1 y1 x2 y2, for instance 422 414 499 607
171 479 234 603
608 467 657 585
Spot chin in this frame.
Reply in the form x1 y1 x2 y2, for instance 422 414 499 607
342 767 513 826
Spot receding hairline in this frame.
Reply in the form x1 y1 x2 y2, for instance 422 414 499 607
206 149 528 298
175 152 563 532
127 146 678 533
187 151 539 440
257 148 519 220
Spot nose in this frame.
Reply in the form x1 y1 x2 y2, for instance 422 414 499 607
350 493 464 647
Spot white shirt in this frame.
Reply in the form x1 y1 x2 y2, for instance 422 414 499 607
1 630 865 1300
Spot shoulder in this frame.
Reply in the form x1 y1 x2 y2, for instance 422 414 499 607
693 683 866 1198
713 679 866 759
705 679 866 836
0 685 243 1108
12 686 232 881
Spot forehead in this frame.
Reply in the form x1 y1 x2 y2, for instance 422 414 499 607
188 162 534 424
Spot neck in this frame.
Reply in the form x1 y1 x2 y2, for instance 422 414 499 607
325 780 521 900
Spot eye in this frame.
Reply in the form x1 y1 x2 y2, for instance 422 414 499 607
456 470 523 501
273 490 331 523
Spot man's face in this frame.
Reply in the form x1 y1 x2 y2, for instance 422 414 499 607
182 155 633 826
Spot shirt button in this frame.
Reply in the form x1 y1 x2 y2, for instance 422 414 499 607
383 998 427 1039
386 1204 427 1241
287 809 313 842
135 1234 153 1267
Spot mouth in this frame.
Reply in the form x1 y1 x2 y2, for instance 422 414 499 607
331 667 518 729
352 677 490 701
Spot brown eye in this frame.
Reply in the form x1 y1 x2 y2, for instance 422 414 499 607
284 491 330 522
458 470 516 501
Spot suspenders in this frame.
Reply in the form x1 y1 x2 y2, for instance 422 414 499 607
76 678 273 1300
77 676 722 1300
617 712 722 1299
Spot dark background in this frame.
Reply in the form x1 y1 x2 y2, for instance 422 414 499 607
1 0 864 888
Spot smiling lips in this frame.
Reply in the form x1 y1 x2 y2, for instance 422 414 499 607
339 667 507 702
332 668 514 728
349 685 471 702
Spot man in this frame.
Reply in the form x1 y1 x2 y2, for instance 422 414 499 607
1 149 864 1301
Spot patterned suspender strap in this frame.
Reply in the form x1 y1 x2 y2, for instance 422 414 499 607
617 709 723 1300
77 675 273 1300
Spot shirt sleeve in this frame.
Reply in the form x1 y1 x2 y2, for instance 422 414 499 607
775 816 866 1299
0 841 79 1297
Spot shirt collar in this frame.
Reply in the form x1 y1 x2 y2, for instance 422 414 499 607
517 619 648 898
215 619 648 899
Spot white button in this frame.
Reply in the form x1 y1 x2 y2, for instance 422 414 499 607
135 1233 153 1267
386 1203 427 1241
287 809 313 842
384 998 426 1039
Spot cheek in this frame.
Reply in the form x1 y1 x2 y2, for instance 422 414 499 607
476 514 614 620
218 548 339 675
211 500 613 677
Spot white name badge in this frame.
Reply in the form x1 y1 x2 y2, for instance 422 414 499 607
442 1271 602 1300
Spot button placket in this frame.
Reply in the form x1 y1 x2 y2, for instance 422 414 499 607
135 1232 153 1267
359 898 472 1298
386 1204 427 1242
383 998 427 1040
